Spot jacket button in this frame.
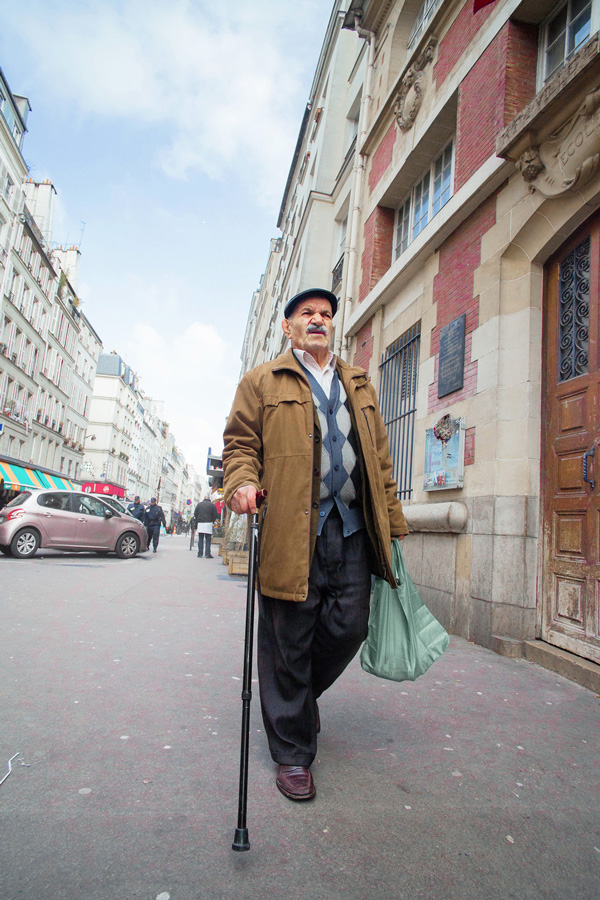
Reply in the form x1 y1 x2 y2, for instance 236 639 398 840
313 468 320 476
305 510 309 515
312 501 318 509
314 435 320 443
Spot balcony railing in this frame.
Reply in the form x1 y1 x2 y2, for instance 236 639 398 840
332 253 344 292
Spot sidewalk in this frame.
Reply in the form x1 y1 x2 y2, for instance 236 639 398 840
0 534 599 900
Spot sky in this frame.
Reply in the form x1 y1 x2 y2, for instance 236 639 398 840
1 0 335 471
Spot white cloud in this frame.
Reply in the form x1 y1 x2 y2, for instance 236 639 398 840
7 0 326 209
119 318 237 469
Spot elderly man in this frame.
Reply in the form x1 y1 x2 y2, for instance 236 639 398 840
223 287 408 802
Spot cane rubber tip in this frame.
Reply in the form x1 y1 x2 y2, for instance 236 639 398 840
232 828 250 851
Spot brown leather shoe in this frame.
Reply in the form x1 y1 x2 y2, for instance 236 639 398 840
276 765 316 801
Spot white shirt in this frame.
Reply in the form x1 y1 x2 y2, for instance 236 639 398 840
293 349 337 397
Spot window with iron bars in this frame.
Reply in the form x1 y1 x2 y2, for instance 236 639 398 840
378 322 420 500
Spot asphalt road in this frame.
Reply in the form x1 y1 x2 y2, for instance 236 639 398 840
1 534 599 900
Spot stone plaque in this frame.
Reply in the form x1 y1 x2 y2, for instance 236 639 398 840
438 314 466 398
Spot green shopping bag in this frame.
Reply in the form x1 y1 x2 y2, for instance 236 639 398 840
360 539 449 681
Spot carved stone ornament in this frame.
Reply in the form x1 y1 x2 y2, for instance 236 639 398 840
516 87 600 198
394 37 437 132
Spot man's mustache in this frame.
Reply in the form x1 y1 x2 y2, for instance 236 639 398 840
306 324 328 335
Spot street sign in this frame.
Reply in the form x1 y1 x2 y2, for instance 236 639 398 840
0 422 4 435
186 499 192 505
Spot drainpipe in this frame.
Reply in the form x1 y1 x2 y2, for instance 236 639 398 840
335 14 376 360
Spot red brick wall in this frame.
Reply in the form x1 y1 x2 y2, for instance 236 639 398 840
434 0 495 88
368 122 397 193
504 22 538 123
464 426 476 466
353 319 374 370
428 195 497 414
454 22 538 190
358 206 395 303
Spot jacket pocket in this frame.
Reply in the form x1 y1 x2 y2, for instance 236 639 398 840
262 395 313 461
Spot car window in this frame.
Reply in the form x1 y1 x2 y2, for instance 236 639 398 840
76 495 109 517
38 492 72 511
4 491 31 507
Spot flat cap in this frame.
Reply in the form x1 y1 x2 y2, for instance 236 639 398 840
284 288 338 320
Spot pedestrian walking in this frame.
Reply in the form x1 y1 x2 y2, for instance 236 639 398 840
193 495 219 558
127 495 145 521
223 287 409 802
144 497 167 553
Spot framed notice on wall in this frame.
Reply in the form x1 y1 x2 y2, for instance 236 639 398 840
438 314 466 398
423 417 466 491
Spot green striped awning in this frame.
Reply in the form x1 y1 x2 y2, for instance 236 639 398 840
0 461 77 492
36 471 77 491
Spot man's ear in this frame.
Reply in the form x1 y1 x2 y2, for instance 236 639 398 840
282 318 291 339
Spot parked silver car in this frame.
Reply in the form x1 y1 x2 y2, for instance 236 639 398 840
0 489 148 559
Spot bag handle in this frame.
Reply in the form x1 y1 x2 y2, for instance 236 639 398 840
391 537 405 585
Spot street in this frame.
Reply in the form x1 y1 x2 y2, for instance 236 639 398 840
1 534 599 900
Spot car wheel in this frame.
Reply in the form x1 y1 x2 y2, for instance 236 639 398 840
10 528 40 559
115 532 140 559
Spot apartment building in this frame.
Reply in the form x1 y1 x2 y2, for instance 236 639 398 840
240 2 368 367
0 67 103 482
242 0 600 670
83 352 139 492
82 353 204 519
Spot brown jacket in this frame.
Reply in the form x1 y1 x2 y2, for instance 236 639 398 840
223 350 409 601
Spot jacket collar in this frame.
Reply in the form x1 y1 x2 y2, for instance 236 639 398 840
272 348 368 384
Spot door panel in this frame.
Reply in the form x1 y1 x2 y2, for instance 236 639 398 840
542 221 600 663
73 495 115 548
35 492 78 546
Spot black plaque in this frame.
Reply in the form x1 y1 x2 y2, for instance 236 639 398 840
438 314 466 398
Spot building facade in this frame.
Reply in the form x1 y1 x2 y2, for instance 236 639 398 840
82 352 206 518
0 67 102 481
242 0 600 668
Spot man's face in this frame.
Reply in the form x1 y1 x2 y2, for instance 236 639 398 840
282 297 334 366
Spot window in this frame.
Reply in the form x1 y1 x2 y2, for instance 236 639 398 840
38 492 72 512
76 495 108 517
541 0 595 82
394 140 454 259
407 0 444 52
379 323 421 500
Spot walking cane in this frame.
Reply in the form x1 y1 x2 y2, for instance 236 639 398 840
232 489 267 852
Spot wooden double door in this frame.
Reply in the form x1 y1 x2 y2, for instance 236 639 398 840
542 217 600 664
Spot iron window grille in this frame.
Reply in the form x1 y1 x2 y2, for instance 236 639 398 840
379 322 421 500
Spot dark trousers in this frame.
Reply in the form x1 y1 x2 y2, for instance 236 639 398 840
257 510 371 766
197 532 212 557
147 524 161 550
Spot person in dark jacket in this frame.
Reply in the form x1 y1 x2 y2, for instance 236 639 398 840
127 496 145 521
144 497 167 553
193 495 219 558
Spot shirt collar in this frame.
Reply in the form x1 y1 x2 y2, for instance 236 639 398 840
293 348 336 373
